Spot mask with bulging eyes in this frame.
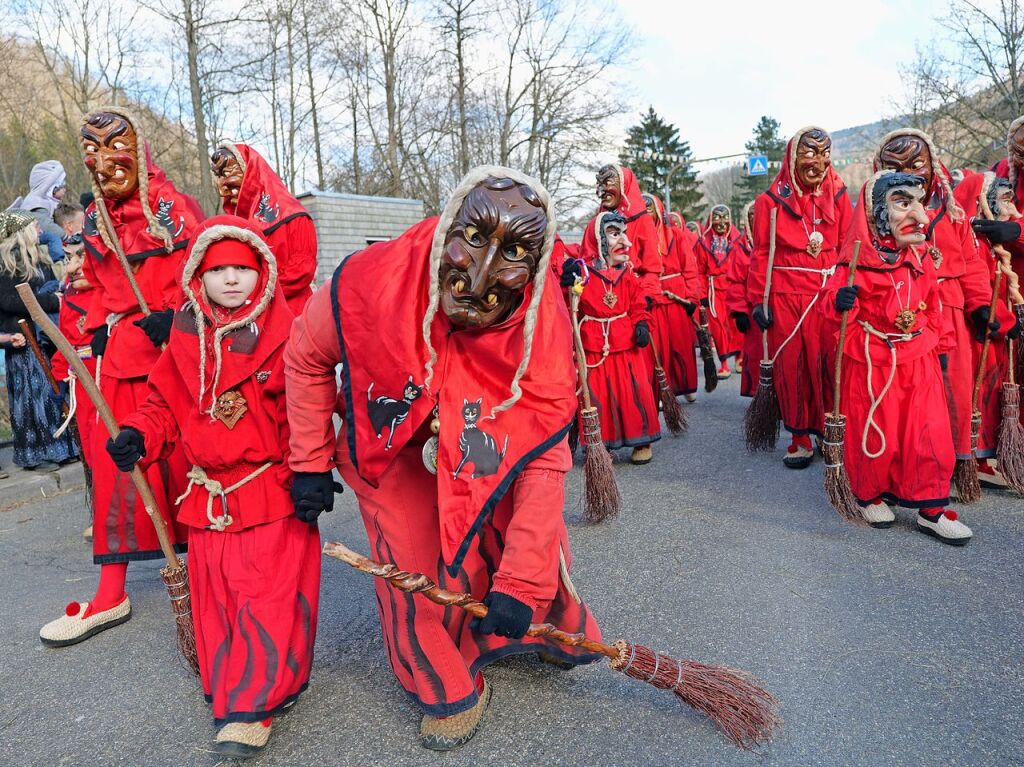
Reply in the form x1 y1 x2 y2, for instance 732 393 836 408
439 178 547 329
871 173 928 249
211 148 244 203
795 129 832 192
710 206 730 235
601 217 631 266
878 136 933 193
988 178 1020 221
595 165 622 211
80 112 140 201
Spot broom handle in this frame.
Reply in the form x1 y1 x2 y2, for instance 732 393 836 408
973 268 1004 409
15 284 179 565
323 540 618 659
830 241 862 415
569 289 594 411
761 208 778 360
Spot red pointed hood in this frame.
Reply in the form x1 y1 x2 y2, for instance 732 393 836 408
217 142 310 234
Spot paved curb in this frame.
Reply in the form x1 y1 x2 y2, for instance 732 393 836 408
0 461 85 512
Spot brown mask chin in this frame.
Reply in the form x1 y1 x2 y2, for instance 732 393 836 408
81 113 140 201
711 209 730 235
795 129 832 192
878 136 933 191
211 148 244 202
597 178 621 211
439 178 546 329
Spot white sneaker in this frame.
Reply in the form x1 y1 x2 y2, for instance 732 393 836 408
917 510 972 546
861 501 895 528
39 597 131 647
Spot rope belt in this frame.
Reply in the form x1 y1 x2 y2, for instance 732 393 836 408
53 373 78 439
580 313 628 368
660 272 681 280
707 276 719 318
767 265 836 364
858 321 922 459
174 462 274 531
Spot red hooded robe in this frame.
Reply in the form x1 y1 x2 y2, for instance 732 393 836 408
695 212 746 363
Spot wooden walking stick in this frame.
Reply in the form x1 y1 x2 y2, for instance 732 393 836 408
662 290 717 393
569 285 621 523
17 318 94 514
323 540 780 750
745 207 780 451
995 246 1024 494
955 269 1004 504
822 242 868 527
16 284 199 675
650 337 687 434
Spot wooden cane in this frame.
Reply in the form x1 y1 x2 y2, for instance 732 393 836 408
569 288 595 411
973 268 1004 412
761 208 778 360
830 242 862 416
17 318 94 506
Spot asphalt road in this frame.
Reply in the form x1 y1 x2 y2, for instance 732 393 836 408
2 374 1023 767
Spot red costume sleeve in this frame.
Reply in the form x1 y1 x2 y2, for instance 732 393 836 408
121 353 184 467
284 283 341 473
746 195 775 307
835 188 853 254
489 439 572 608
631 215 663 299
725 246 752 315
267 215 317 314
627 269 650 326
955 219 992 314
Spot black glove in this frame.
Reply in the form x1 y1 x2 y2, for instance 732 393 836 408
1008 316 1023 340
48 380 69 406
733 312 751 334
972 219 1021 244
634 320 650 348
938 353 948 372
291 470 344 524
835 285 860 312
106 427 145 472
682 301 697 317
645 296 653 312
752 304 773 330
133 309 174 347
470 592 533 639
91 325 109 356
970 306 1001 341
559 259 582 288
699 297 710 308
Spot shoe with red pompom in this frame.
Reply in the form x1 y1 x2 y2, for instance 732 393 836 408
39 596 131 647
783 435 814 469
916 509 972 546
976 459 1009 489
716 361 732 380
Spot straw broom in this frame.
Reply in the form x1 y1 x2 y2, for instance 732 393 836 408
662 290 717 392
16 284 199 675
650 338 687 434
569 286 621 522
995 247 1024 493
17 318 94 516
745 208 780 451
822 242 868 526
323 540 780 750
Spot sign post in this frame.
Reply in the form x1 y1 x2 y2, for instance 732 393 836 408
747 155 769 176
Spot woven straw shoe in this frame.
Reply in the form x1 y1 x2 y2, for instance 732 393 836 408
39 597 131 647
782 445 814 469
215 721 272 759
630 446 653 465
420 678 492 751
977 460 1009 489
917 510 972 546
861 501 895 529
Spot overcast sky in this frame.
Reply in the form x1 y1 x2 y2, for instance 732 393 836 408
611 0 944 166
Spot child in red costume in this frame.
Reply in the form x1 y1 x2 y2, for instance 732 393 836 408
574 210 660 462
285 168 602 751
728 201 761 397
695 204 746 378
748 127 852 468
873 129 993 495
39 107 202 647
821 171 970 543
108 216 319 759
211 143 318 315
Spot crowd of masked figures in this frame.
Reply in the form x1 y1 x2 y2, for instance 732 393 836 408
9 105 1024 760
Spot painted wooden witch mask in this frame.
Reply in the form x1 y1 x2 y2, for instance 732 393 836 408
80 112 140 201
878 135 934 193
210 147 244 204
794 129 832 192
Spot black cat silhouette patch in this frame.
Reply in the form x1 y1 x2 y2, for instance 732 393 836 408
367 375 422 450
453 398 509 480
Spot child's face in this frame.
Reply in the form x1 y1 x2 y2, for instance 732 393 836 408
63 212 84 236
201 265 259 309
63 246 84 278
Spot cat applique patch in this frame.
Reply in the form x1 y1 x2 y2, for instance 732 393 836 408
453 398 508 480
367 375 422 450
213 390 247 429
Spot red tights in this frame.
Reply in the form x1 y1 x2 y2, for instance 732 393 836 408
84 562 128 616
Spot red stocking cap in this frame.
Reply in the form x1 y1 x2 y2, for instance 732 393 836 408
199 238 260 273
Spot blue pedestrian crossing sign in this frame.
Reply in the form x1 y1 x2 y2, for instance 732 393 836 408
747 155 769 176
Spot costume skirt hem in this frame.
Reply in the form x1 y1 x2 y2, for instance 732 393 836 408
856 493 950 509
209 683 309 726
605 433 662 450
783 423 823 439
93 542 187 565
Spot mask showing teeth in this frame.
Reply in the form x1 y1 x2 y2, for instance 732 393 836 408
454 278 466 292
486 293 498 306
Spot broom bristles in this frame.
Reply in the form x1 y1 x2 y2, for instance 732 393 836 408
954 411 984 503
580 407 620 522
610 640 780 750
997 382 1024 494
656 366 687 434
697 325 718 393
822 415 869 527
161 559 200 676
745 361 780 451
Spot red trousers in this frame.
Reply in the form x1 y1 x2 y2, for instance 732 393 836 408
939 306 974 459
340 447 602 717
740 326 761 398
584 346 660 449
650 302 697 395
842 351 954 507
974 338 1008 458
92 374 188 563
706 276 740 362
189 516 321 725
765 292 827 436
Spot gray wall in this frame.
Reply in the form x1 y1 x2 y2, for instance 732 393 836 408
296 190 425 285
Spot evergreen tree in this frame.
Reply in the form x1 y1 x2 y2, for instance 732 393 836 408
619 107 703 221
730 115 786 212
